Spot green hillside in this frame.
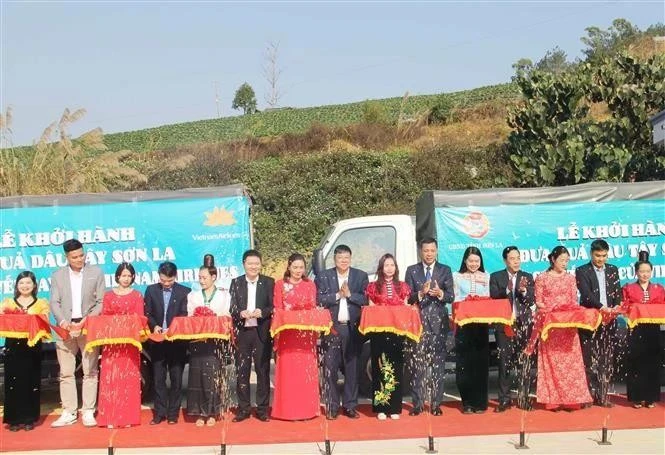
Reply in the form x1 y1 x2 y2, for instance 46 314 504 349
103 83 518 153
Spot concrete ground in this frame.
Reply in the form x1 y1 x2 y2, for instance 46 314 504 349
4 428 664 454
4 343 663 455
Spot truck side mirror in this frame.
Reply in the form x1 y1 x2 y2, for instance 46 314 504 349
312 248 325 277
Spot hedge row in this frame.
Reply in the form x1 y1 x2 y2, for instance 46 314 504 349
132 145 514 262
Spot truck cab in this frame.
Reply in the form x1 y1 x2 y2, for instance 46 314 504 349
311 215 418 279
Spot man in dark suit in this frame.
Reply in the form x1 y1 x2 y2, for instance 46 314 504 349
405 238 454 416
575 239 621 407
230 249 274 422
315 244 369 420
144 261 191 425
489 246 535 412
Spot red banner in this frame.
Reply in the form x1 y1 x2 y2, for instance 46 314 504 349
270 308 332 338
155 315 234 342
453 297 513 327
0 314 53 346
622 303 665 328
359 305 423 342
83 314 149 352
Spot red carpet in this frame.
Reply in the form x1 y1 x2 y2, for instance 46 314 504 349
2 397 663 452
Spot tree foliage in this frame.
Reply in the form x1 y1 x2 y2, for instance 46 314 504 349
582 18 641 64
511 47 573 82
232 82 258 115
507 53 665 186
535 46 573 74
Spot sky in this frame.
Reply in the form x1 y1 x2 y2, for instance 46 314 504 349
1 0 663 146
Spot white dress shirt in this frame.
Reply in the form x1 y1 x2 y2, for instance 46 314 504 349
337 272 350 323
69 267 84 319
507 271 517 316
245 279 258 327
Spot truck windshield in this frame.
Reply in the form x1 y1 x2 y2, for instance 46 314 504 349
323 225 397 275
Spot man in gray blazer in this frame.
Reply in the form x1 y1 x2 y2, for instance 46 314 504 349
49 239 105 427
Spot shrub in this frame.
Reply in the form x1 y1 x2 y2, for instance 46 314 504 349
135 143 238 191
236 149 420 259
412 142 516 190
361 100 391 125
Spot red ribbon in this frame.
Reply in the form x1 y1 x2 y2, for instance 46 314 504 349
148 316 234 342
359 305 423 342
270 308 333 338
452 297 513 335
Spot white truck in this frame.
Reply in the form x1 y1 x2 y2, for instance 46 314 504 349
310 181 665 392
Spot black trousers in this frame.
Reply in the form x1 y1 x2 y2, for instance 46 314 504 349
409 330 447 409
579 323 616 403
151 340 187 420
626 324 661 404
455 323 489 410
235 327 272 414
494 317 533 406
3 339 41 425
322 323 362 414
370 333 404 414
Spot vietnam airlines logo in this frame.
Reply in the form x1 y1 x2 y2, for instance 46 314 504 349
203 206 236 226
462 211 490 239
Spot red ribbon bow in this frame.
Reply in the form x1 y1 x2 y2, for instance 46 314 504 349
192 306 216 317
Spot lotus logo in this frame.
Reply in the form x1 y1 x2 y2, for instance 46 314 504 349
462 211 490 239
203 206 237 226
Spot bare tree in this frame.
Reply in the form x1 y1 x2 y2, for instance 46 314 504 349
263 41 283 108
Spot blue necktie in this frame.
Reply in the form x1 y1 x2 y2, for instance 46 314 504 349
425 266 432 282
162 289 172 329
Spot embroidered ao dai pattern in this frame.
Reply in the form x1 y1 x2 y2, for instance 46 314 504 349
535 272 591 408
366 280 411 415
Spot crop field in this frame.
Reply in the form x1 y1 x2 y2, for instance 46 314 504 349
103 83 518 153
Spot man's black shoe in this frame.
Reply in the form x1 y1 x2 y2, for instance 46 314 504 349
149 417 165 425
167 418 177 425
594 399 614 408
343 408 360 419
326 410 338 420
431 406 443 416
256 413 270 422
494 403 511 413
462 406 474 414
409 407 422 416
232 412 250 423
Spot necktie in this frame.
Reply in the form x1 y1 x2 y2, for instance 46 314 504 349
425 266 432 282
162 289 172 329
